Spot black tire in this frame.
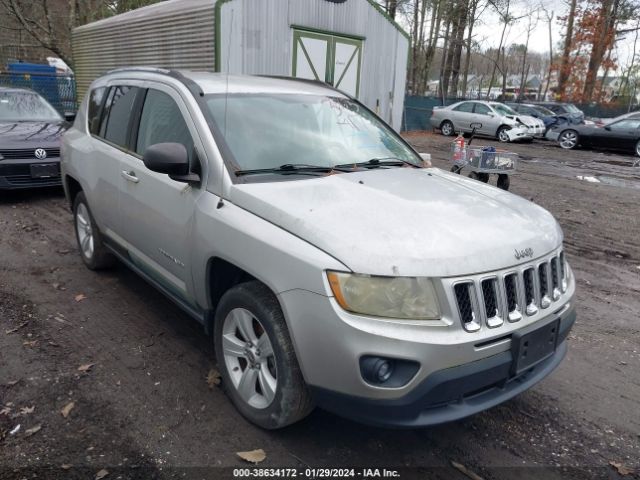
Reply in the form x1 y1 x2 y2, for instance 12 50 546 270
440 120 455 136
73 192 115 270
214 281 313 429
558 129 579 149
497 126 511 143
468 171 489 183
635 139 640 157
497 174 510 190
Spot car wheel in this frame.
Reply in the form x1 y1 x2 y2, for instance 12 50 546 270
497 174 510 190
635 139 640 157
440 120 455 136
497 126 511 143
558 130 579 149
214 281 313 429
73 192 115 270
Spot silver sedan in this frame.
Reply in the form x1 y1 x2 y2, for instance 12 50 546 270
430 100 545 142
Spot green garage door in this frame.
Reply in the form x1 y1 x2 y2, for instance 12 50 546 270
292 29 362 98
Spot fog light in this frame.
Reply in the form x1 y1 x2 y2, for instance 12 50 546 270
359 356 420 387
375 359 394 382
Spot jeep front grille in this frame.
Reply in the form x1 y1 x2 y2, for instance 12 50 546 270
451 250 569 332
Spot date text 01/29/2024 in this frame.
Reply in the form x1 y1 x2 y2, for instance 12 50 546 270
233 468 401 478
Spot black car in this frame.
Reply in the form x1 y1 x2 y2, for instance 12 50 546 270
0 87 67 190
546 117 640 156
531 101 585 124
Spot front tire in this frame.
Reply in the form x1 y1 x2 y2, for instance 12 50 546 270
558 129 579 149
214 281 313 429
497 126 511 143
440 120 455 136
635 139 640 157
73 192 115 270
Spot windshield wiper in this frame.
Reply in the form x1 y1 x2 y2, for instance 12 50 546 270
334 157 420 169
235 163 350 177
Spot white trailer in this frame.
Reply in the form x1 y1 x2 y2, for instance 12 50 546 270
72 0 409 130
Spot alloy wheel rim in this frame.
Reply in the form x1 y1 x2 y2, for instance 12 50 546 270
222 308 277 409
499 130 509 142
76 204 94 259
636 141 640 157
560 132 577 149
442 123 452 135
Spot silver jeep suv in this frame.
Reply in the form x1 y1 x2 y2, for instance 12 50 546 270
62 68 576 429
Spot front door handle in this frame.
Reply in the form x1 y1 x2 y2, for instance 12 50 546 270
121 170 139 183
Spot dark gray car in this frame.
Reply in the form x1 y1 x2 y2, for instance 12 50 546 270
0 87 66 190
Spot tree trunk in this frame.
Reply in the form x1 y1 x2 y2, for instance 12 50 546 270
582 0 617 103
543 10 554 100
557 0 577 99
460 0 477 98
449 0 469 97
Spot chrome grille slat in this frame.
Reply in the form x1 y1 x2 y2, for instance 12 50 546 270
0 148 60 160
451 249 567 331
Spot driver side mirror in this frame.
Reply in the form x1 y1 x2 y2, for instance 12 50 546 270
143 143 200 183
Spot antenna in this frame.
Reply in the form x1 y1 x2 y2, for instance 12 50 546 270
217 7 234 209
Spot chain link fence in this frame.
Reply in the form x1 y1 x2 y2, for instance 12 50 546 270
0 71 77 118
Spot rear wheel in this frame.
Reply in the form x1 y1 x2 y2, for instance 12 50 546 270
214 281 313 429
73 192 115 270
440 120 455 136
497 174 510 190
497 126 511 143
558 130 579 149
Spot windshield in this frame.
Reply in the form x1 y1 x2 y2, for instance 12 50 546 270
564 104 581 113
532 105 555 116
0 91 62 122
490 103 517 116
205 94 421 173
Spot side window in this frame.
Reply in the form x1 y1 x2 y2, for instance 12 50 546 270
453 102 474 113
136 89 194 161
609 119 640 130
474 103 491 115
102 86 140 148
87 87 106 135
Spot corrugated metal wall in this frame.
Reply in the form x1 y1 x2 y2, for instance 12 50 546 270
219 0 409 130
72 0 216 101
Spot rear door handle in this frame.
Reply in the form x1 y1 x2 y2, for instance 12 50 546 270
121 170 139 183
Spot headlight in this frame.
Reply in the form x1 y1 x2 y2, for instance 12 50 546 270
326 271 440 320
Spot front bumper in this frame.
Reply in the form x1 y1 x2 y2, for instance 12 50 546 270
0 158 61 190
546 129 561 142
506 126 533 141
311 309 575 427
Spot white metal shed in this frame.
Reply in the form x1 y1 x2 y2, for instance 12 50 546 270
72 0 409 130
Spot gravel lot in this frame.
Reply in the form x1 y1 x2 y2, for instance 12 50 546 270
0 133 639 480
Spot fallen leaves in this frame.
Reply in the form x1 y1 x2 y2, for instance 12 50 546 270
95 468 109 479
20 406 34 416
0 407 10 416
451 460 484 480
24 424 42 437
23 340 38 348
61 464 72 470
60 402 75 418
74 294 86 302
609 461 634 476
5 321 28 334
6 379 20 387
236 449 266 464
207 368 221 389
78 363 95 373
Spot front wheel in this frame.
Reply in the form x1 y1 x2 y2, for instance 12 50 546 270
497 126 511 143
73 192 115 270
635 139 640 158
558 130 579 149
214 281 313 429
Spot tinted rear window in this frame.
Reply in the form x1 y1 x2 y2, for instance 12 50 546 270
103 86 140 148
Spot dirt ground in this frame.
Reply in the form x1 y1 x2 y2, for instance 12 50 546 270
0 132 639 480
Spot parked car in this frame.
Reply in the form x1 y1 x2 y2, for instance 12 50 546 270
505 102 569 131
0 87 66 190
601 110 640 125
430 100 546 142
62 69 576 429
532 102 585 124
546 117 640 156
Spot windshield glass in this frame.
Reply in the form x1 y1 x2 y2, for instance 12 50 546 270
532 105 555 116
205 94 421 172
0 91 62 122
490 103 517 116
564 104 581 113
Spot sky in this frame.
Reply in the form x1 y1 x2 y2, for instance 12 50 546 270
453 0 639 72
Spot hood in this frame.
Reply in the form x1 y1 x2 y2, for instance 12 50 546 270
0 121 67 149
230 168 562 277
509 114 543 128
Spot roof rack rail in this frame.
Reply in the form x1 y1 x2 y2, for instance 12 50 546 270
105 66 173 75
